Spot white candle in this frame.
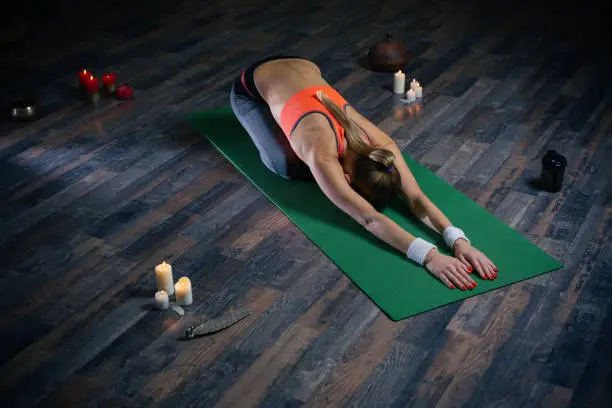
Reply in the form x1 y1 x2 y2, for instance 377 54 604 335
175 276 193 306
406 88 417 102
155 261 174 295
393 70 406 94
154 290 169 310
415 85 423 98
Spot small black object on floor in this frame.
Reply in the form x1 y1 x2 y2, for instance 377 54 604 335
539 150 568 193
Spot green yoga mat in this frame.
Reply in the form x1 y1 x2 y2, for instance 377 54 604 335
187 107 563 321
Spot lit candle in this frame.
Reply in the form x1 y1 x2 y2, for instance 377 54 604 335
78 69 90 84
410 78 420 90
415 86 423 98
174 276 193 306
393 70 406 94
83 75 99 94
406 88 417 102
81 75 100 103
101 72 117 94
154 290 169 310
155 261 174 295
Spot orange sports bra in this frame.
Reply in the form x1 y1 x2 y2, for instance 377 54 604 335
280 86 369 155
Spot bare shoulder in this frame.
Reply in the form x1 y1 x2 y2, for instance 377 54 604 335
291 115 339 166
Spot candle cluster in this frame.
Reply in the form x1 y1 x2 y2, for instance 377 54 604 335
153 261 193 310
393 71 424 103
77 69 133 103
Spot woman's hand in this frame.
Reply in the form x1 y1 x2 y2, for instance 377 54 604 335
453 239 498 280
424 249 477 291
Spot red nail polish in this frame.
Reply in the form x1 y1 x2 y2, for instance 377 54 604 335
461 285 466 291
473 282 477 288
449 284 455 289
468 267 473 272
494 267 499 272
483 275 488 280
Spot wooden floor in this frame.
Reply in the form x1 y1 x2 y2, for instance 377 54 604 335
1 0 612 407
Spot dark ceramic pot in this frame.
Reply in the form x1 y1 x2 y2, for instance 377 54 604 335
367 32 408 72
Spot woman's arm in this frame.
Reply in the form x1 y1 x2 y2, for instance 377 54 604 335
309 153 416 254
345 106 451 233
306 150 476 289
345 106 498 279
296 127 418 253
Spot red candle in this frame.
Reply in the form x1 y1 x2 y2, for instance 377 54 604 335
116 84 133 100
83 75 99 94
102 73 116 86
78 69 90 84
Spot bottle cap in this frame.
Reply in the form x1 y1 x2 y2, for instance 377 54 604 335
544 150 567 167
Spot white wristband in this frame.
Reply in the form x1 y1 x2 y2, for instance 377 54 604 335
406 238 437 265
443 226 470 249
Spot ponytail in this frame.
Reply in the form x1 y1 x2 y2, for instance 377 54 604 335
316 90 396 168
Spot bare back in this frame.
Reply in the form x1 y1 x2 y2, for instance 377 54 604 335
253 58 327 120
252 59 340 161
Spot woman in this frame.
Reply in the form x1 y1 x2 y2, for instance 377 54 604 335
230 55 498 290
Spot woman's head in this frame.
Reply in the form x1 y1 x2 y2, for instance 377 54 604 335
316 91 402 210
351 149 401 210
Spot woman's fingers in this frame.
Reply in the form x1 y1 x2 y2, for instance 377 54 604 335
443 269 464 289
439 274 455 289
487 263 498 279
457 262 474 274
490 262 498 278
433 253 499 290
457 254 472 271
454 261 475 287
449 266 474 291
481 259 495 280
458 256 473 274
477 259 490 280
474 258 488 280
453 250 498 283
461 265 477 289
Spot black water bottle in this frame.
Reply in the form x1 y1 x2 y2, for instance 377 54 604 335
540 150 567 192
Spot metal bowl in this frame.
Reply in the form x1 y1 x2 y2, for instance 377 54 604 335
9 100 38 121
